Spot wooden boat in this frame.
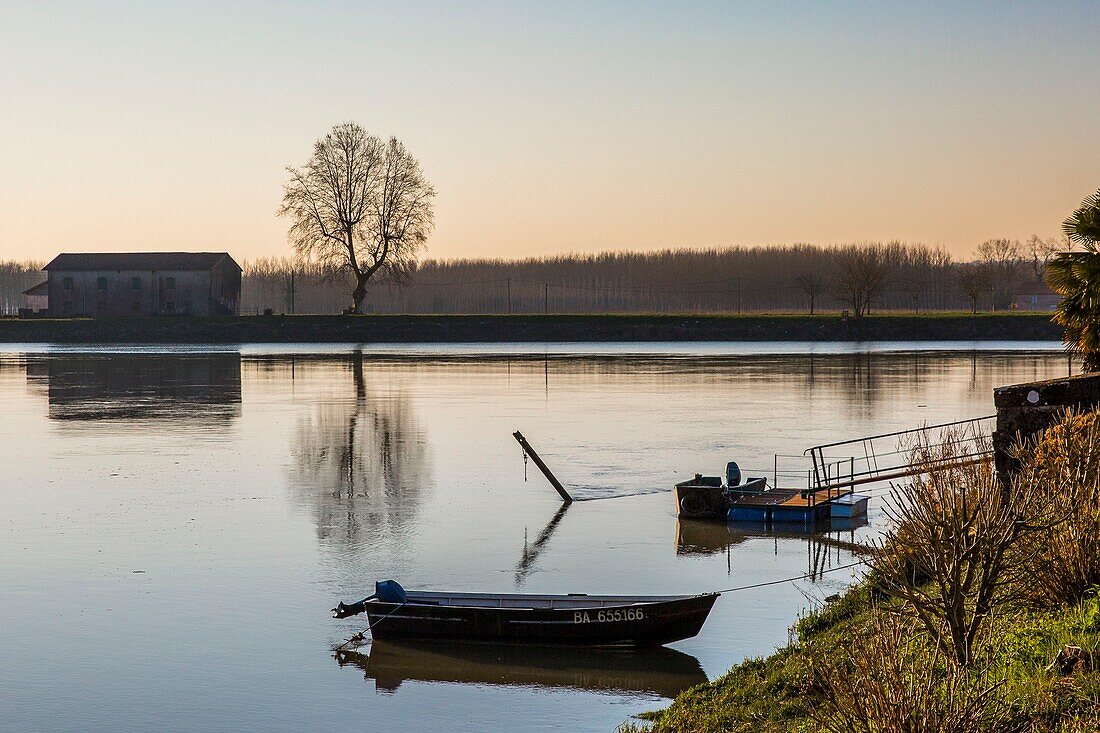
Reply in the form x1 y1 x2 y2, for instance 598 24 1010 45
334 581 719 646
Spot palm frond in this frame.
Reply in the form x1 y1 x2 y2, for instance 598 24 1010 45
1046 226 1100 370
1062 188 1100 248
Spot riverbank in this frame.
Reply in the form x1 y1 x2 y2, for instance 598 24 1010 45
625 403 1100 733
0 313 1063 343
625 582 1100 732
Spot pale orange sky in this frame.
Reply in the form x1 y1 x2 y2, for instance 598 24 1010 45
1 2 1097 264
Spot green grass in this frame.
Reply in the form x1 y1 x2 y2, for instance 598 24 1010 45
621 586 1100 733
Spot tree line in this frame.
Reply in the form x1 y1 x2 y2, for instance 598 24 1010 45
0 238 1066 317
236 238 1065 316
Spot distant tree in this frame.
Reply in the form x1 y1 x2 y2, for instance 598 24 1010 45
0 260 45 315
1046 188 1100 372
833 243 891 318
795 272 826 314
1026 234 1061 282
927 247 954 310
976 238 1023 309
279 123 435 314
957 263 992 314
897 244 950 313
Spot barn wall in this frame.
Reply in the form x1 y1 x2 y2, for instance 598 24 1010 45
47 269 218 316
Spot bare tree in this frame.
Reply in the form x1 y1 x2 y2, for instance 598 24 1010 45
1025 234 1060 282
0 260 46 315
976 238 1023 309
279 123 435 313
957 264 992 313
927 247 954 310
832 243 892 318
795 272 826 314
873 428 1045 666
897 244 942 313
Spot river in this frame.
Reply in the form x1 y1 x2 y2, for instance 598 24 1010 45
0 343 1073 731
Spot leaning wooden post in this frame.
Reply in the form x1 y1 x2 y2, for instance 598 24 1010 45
513 431 573 503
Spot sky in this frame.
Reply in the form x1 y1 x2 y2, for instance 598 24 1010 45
1 1 1098 264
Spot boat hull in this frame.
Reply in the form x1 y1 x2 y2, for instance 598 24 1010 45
363 593 719 646
675 477 768 518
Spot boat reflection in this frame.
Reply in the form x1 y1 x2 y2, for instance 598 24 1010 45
676 516 870 557
334 640 707 699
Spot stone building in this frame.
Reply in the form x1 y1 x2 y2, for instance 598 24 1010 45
43 252 241 316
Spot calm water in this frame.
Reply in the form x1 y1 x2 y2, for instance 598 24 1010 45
0 343 1072 732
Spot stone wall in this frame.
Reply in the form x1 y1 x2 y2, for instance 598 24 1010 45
993 372 1100 484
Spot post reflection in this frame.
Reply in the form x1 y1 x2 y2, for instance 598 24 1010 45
288 351 431 551
334 640 707 699
514 503 572 587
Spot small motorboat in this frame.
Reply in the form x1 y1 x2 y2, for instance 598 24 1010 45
333 580 719 646
675 461 768 518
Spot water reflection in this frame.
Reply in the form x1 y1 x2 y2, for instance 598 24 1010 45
675 518 870 578
24 352 241 421
335 641 707 699
288 351 431 551
515 503 572 586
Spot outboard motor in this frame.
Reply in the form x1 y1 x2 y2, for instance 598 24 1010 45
332 579 408 618
374 579 408 604
726 461 742 488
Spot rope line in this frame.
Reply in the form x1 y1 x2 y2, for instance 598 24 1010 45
334 599 409 651
711 559 866 594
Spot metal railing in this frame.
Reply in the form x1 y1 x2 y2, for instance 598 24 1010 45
804 415 996 496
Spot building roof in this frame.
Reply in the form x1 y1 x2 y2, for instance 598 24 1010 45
44 252 240 272
22 281 48 296
1014 280 1058 297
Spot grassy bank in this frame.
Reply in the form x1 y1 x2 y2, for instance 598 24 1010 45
626 409 1100 732
629 581 1100 730
0 312 1063 344
627 584 1100 732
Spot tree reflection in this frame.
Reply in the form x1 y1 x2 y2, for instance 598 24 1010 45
289 351 431 551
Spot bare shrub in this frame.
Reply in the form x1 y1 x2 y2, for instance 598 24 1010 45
873 427 1046 666
810 613 1007 733
1012 409 1100 607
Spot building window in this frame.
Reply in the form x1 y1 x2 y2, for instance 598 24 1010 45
166 301 175 313
63 277 73 291
96 277 108 291
166 276 176 290
62 301 73 315
131 277 141 290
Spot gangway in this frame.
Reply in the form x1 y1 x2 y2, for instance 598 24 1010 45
803 415 996 502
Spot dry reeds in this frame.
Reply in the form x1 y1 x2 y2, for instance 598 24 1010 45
1011 408 1100 607
810 614 1008 733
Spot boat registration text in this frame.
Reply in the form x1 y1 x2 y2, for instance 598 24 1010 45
573 609 644 623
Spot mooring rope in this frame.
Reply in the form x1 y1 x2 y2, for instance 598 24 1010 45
334 599 409 651
710 558 866 595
